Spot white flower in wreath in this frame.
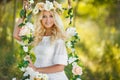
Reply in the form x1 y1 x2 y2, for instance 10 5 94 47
26 22 34 31
19 26 30 36
53 1 62 11
12 77 16 80
23 46 28 52
72 65 83 75
36 2 45 11
42 74 49 80
23 71 29 77
76 78 81 80
35 73 48 80
44 1 54 11
29 0 34 4
66 41 72 48
35 72 43 79
68 57 78 64
25 79 30 80
33 6 39 15
23 67 34 76
71 48 75 53
66 27 77 38
72 62 77 66
19 22 34 36
20 67 26 72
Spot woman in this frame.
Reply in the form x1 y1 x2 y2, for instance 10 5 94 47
13 1 68 80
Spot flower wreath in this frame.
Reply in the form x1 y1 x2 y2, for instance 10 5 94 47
13 0 83 80
33 0 62 15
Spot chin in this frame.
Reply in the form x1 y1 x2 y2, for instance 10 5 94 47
45 26 52 29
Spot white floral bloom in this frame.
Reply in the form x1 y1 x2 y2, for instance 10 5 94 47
23 71 29 76
19 26 30 36
72 62 77 66
44 1 54 11
19 22 34 36
25 78 30 80
66 27 77 38
57 4 62 10
53 1 62 10
76 78 81 80
66 41 72 48
29 0 34 4
35 73 43 78
36 2 44 11
26 67 34 75
68 57 78 64
23 46 28 52
33 6 39 15
12 77 16 80
20 67 26 72
23 67 35 80
71 48 75 53
42 74 48 80
26 22 34 32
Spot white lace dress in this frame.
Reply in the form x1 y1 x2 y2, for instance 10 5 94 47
33 36 68 80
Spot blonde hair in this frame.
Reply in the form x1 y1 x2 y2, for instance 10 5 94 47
33 11 66 46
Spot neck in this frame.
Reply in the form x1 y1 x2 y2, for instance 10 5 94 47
45 29 52 36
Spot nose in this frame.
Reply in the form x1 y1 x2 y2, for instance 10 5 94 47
46 17 51 22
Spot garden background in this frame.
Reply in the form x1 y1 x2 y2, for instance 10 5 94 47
0 0 120 80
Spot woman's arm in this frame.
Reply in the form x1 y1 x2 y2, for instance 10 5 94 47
26 55 65 74
13 0 27 41
13 18 24 41
27 58 65 73
35 64 65 73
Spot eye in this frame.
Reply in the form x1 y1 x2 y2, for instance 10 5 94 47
43 15 47 18
50 15 53 18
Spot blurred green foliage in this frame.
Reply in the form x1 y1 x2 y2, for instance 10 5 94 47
0 0 120 80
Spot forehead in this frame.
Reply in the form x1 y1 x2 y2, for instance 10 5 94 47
43 11 53 15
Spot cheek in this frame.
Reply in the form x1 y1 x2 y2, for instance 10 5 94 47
50 18 54 24
41 19 45 24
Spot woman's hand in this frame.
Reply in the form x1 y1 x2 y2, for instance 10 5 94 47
13 18 24 41
25 55 37 71
29 62 37 71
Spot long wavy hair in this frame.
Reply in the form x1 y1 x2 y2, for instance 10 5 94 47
33 10 66 46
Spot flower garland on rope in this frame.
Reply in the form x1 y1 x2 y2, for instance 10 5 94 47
64 0 83 80
13 0 83 80
65 27 83 80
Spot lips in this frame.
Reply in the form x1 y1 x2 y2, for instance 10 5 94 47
45 22 52 25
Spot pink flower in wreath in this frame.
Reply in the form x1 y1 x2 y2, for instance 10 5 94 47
72 65 82 75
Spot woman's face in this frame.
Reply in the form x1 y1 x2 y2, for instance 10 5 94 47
41 11 54 29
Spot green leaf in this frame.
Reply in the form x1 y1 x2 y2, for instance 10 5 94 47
28 36 34 44
68 8 73 15
65 16 69 18
62 8 67 10
21 36 28 41
20 9 26 18
22 75 30 80
26 12 32 22
18 23 25 28
23 60 29 67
